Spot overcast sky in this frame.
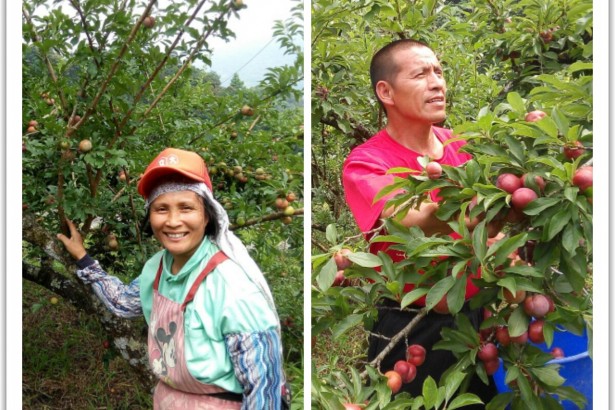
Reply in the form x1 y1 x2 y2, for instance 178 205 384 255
207 0 300 86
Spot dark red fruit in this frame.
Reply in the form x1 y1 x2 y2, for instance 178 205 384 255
510 331 528 344
503 288 526 304
528 320 545 344
504 207 525 223
523 294 551 319
384 370 402 394
332 270 348 287
477 342 498 362
426 161 443 179
495 327 511 346
394 360 417 383
484 358 500 375
433 294 450 314
496 173 523 194
522 174 545 192
511 187 538 210
406 344 426 367
550 347 565 359
572 166 593 192
563 141 585 160
333 248 353 270
525 110 546 122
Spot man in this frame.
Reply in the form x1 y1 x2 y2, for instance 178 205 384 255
342 39 498 404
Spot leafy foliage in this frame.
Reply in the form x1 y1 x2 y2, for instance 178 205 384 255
312 0 592 408
22 0 304 405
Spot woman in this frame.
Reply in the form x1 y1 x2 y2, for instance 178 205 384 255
57 148 288 409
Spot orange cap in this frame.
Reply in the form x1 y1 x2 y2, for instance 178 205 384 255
137 148 212 198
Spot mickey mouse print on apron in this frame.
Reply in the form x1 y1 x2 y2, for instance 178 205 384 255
148 251 242 410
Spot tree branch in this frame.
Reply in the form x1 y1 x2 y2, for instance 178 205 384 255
142 7 233 119
359 307 428 379
320 115 373 143
22 212 154 387
229 208 304 231
22 6 69 112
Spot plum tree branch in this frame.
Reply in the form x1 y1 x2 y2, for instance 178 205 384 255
319 115 373 144
22 6 69 112
117 0 210 134
188 76 304 145
22 212 154 387
142 7 233 119
229 208 304 230
359 307 428 379
75 0 158 132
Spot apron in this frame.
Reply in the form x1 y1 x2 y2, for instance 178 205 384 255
148 251 243 410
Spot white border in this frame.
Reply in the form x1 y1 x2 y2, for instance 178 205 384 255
593 1 609 408
7 0 22 408
1 0 6 408
303 1 312 409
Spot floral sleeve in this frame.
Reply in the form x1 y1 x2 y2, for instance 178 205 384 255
76 255 142 318
225 328 284 410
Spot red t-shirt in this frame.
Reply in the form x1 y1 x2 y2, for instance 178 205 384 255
342 126 480 304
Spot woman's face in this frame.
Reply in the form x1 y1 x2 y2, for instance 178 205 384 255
149 190 208 268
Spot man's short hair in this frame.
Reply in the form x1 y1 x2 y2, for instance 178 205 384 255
370 39 433 111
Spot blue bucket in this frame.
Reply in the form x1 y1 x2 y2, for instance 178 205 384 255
493 329 592 409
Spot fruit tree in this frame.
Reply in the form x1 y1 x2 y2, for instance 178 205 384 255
22 0 304 405
312 0 593 409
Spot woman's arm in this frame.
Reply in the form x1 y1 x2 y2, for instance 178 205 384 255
225 328 284 410
57 219 142 318
76 258 143 318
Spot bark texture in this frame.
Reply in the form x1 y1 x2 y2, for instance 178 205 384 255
22 212 155 387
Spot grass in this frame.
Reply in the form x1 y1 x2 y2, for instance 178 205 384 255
23 278 305 409
312 325 369 380
22 279 152 409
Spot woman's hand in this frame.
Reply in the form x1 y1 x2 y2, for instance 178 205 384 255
56 219 87 261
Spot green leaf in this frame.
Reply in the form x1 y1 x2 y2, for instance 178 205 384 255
443 369 466 402
316 257 338 291
561 224 581 255
534 116 559 139
487 232 528 266
448 394 484 410
472 220 487 263
486 392 514 410
531 366 565 387
401 288 429 309
422 376 438 409
508 306 530 337
506 92 526 114
551 107 570 137
447 274 467 314
348 252 382 268
325 224 337 244
523 198 560 215
568 61 593 73
331 313 364 340
425 276 455 310
516 369 536 405
545 208 571 241
504 135 526 165
373 178 409 203
497 276 517 295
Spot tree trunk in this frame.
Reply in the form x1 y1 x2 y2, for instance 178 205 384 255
22 212 155 387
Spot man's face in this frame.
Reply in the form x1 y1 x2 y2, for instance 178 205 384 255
384 46 447 124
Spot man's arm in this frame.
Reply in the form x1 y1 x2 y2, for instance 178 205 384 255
381 201 500 237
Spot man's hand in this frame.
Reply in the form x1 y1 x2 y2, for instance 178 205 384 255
56 219 87 261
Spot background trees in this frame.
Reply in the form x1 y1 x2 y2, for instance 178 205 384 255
21 0 304 407
311 0 595 409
